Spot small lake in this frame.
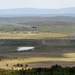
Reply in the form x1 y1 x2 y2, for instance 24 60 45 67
17 47 34 51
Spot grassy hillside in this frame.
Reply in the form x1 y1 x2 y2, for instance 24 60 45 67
0 21 75 34
24 21 75 33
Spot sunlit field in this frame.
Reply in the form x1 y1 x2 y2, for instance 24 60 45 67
63 53 75 58
0 32 68 39
0 53 75 69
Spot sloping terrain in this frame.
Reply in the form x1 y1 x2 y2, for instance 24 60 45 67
0 16 75 24
0 20 75 34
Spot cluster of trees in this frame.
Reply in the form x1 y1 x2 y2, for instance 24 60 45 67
14 63 23 67
13 63 28 68
0 64 75 75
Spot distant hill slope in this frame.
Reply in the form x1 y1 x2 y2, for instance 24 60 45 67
0 16 75 24
0 7 75 17
0 16 75 34
0 20 75 34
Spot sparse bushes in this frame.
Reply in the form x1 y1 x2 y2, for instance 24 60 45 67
14 63 23 67
6 64 8 67
13 63 28 68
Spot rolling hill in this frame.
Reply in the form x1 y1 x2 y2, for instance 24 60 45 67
0 7 75 17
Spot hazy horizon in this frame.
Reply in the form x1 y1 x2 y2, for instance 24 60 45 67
0 7 75 10
0 0 75 9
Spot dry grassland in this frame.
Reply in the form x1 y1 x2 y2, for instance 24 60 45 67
0 53 75 69
0 32 68 39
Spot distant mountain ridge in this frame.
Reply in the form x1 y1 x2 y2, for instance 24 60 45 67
0 7 75 17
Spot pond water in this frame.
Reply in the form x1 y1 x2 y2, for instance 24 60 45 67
17 47 34 51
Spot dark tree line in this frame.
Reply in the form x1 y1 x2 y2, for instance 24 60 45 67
0 64 75 75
